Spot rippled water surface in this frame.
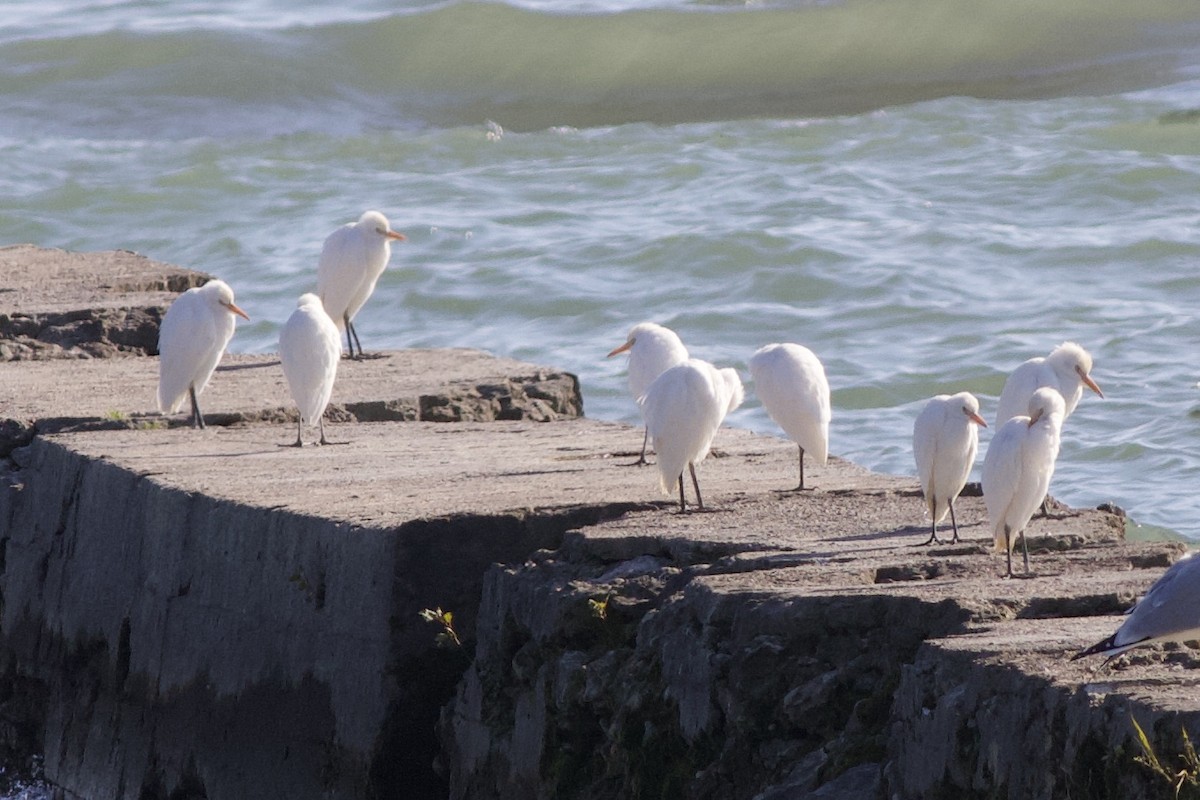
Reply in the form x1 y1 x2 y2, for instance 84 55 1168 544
3 0 1200 552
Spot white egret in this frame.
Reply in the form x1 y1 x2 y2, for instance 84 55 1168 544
606 322 689 465
641 358 744 512
995 341 1102 516
995 341 1102 425
1073 553 1200 661
316 210 406 360
981 387 1065 578
912 392 987 545
157 279 250 429
279 293 342 447
748 342 831 490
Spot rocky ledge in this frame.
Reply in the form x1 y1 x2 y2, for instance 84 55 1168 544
0 247 1197 800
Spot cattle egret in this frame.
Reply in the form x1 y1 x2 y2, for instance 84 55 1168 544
279 293 342 447
748 342 831 490
1073 553 1200 661
316 210 405 359
982 387 1065 577
913 392 987 545
641 358 744 512
157 279 249 429
995 341 1102 425
606 322 689 464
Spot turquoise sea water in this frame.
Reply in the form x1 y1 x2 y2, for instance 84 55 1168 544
2 0 1200 560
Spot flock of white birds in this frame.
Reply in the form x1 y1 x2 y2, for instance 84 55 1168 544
156 210 404 446
152 210 1188 663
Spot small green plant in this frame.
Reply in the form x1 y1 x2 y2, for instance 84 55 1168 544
103 409 129 422
588 593 611 621
1132 715 1200 798
419 607 461 648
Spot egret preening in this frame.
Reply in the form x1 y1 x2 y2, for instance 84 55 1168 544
157 279 249 429
316 210 406 360
279 293 342 447
995 341 1102 426
606 322 689 465
641 358 744 512
981 387 1065 578
912 392 987 545
1073 553 1200 661
748 342 830 490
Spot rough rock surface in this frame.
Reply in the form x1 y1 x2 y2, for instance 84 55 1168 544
0 244 206 360
438 480 1198 800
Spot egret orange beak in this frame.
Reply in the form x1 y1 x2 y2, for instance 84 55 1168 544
1027 408 1044 426
968 411 987 427
1079 368 1103 398
225 301 250 321
607 340 633 358
380 227 406 241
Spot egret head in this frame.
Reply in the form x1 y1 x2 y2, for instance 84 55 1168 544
956 392 987 427
1049 341 1102 398
358 210 405 242
203 279 250 321
1026 386 1065 426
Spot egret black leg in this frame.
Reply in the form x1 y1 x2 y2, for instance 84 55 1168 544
292 417 304 447
797 445 805 491
635 429 650 466
189 386 205 430
948 500 961 544
348 319 364 361
689 463 703 510
342 313 357 359
318 417 329 446
919 515 940 546
1004 525 1014 578
677 474 686 513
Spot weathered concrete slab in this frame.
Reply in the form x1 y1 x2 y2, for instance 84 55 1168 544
0 349 582 430
0 244 207 360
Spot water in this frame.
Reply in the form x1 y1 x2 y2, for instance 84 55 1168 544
3 0 1200 560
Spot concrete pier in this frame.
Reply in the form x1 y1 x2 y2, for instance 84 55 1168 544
2 247 1198 800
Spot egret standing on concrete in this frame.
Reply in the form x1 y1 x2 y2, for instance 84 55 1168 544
317 210 406 360
279 293 342 447
1073 553 1200 661
748 342 831 490
157 279 250 429
607 322 689 465
912 392 987 545
995 341 1102 425
641 358 744 512
982 387 1065 578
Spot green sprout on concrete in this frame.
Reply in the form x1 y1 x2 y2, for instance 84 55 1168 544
1132 716 1200 798
419 607 461 648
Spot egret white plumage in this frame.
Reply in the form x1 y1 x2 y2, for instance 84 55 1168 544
316 210 405 360
1073 553 1200 661
606 322 689 465
748 342 830 490
157 279 249 429
912 392 987 545
981 387 1065 577
995 341 1102 426
279 293 342 447
641 358 744 512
